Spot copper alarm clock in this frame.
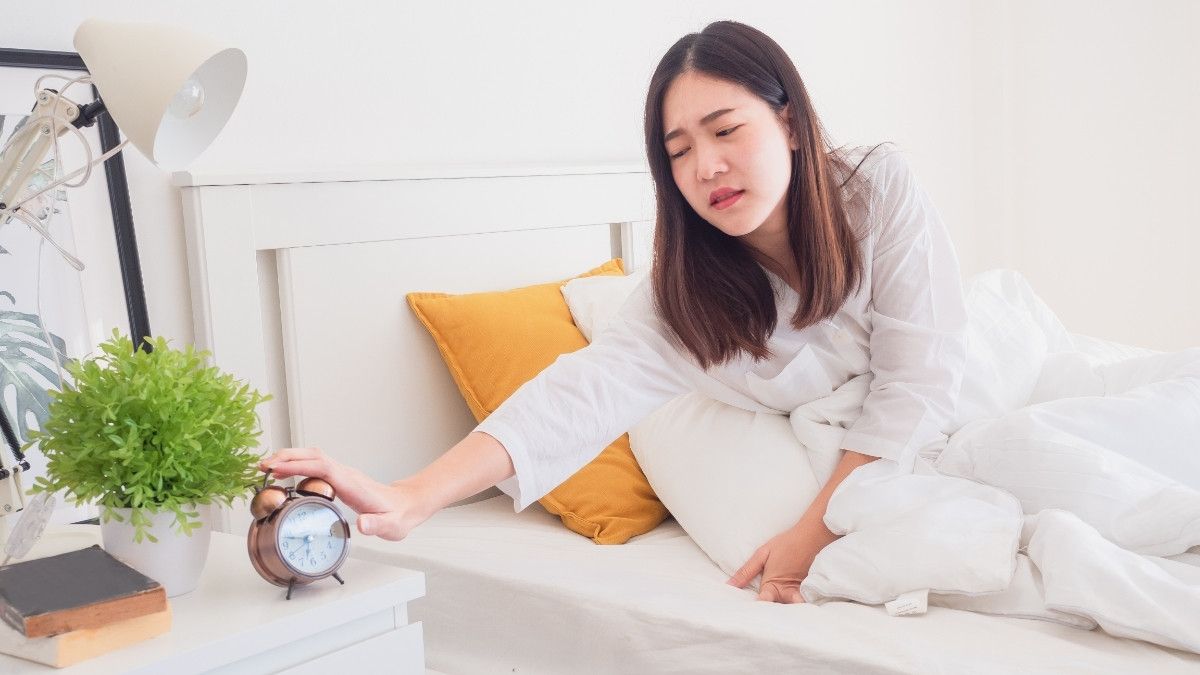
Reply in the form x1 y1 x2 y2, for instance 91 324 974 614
248 471 351 599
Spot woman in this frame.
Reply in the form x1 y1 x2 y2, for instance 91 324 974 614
260 21 968 605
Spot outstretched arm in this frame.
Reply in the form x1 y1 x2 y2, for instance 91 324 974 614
262 280 692 539
261 430 513 541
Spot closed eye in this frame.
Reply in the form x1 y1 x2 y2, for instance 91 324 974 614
668 125 742 160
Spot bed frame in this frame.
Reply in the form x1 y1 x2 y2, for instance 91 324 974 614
175 165 656 533
173 166 1200 675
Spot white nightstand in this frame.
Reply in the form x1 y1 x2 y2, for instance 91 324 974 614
1 526 426 674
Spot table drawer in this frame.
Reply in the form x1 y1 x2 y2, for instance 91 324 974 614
282 621 424 674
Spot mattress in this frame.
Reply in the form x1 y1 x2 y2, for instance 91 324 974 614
351 495 1200 674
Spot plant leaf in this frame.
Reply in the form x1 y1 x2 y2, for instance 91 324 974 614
0 308 71 444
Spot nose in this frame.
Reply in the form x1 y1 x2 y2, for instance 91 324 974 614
694 142 727 182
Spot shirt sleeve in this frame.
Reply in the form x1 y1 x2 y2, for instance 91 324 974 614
839 151 969 470
476 281 693 511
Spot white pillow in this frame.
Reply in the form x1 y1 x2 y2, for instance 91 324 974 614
560 268 648 341
627 393 823 585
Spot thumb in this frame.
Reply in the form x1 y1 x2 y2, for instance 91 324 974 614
728 547 768 588
357 513 407 541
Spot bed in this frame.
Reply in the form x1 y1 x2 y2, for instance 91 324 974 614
175 165 1200 674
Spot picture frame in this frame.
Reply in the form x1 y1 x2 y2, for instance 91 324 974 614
0 47 151 523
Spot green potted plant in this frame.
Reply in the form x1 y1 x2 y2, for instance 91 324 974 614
28 330 269 596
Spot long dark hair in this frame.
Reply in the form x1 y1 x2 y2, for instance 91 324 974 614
644 20 882 369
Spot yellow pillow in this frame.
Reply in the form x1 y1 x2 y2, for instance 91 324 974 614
406 259 668 544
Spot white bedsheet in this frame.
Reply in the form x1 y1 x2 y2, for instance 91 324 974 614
352 496 1200 674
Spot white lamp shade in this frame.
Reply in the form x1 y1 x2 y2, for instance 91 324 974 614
73 19 246 170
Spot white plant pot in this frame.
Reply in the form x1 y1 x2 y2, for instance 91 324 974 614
100 503 212 597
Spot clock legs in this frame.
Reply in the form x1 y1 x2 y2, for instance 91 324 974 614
283 574 343 600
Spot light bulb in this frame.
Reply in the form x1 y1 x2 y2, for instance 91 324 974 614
167 76 206 120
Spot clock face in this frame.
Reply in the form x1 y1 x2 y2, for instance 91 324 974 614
276 501 348 577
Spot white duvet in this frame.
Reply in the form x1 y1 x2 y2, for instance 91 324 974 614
788 271 1200 652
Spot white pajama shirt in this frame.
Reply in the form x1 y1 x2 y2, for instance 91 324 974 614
477 148 969 512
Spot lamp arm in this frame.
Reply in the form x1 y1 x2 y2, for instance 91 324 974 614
0 87 116 272
4 138 128 217
0 118 58 212
0 89 82 211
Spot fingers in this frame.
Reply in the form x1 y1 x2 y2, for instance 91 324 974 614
357 513 408 542
756 583 780 602
262 459 331 480
259 448 332 478
727 546 769 588
756 581 805 604
261 447 323 465
727 547 808 605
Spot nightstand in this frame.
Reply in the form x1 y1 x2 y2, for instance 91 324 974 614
1 526 426 674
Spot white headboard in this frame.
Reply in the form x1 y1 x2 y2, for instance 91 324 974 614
175 165 655 532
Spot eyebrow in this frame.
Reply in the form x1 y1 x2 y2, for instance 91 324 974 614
663 108 736 143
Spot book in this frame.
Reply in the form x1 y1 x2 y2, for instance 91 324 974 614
0 606 171 668
0 545 168 638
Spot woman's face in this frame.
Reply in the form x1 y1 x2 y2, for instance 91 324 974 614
662 71 796 242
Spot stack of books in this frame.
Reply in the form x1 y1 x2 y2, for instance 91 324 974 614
0 545 171 668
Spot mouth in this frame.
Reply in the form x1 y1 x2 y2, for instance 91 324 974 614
709 188 745 210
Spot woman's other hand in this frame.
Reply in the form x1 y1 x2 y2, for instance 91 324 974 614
259 447 433 541
726 515 839 603
728 449 874 603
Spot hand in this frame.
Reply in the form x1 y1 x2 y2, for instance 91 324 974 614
727 516 840 604
259 447 433 542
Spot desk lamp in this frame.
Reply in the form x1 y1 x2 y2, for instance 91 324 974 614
0 19 246 509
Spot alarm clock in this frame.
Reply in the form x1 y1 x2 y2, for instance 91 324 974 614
247 471 351 599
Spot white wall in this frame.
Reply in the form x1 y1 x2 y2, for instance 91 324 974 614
7 0 1197 352
1002 0 1200 351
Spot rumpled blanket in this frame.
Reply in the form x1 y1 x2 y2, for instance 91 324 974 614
794 271 1200 653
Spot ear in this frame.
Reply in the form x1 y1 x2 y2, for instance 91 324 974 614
778 104 800 151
